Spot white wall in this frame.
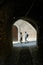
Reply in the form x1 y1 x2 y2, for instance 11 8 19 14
13 19 37 42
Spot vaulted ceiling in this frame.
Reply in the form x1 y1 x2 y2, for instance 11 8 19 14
0 0 43 23
0 0 43 18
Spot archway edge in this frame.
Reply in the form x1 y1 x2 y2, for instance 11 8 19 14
12 17 39 46
13 16 39 39
13 17 39 33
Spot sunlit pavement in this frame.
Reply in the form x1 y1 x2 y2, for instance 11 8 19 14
13 41 37 47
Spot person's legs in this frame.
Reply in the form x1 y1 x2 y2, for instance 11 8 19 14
20 37 22 44
25 38 26 43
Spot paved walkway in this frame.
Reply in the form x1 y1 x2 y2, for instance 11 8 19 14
4 41 42 65
13 41 37 47
13 41 41 65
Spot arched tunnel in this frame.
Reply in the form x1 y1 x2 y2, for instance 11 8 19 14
0 0 43 65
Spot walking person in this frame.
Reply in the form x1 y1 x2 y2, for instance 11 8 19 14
20 32 22 43
25 32 29 43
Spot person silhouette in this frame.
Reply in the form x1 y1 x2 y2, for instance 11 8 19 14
25 32 29 43
20 32 22 43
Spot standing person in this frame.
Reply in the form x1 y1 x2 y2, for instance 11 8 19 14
20 32 22 43
25 32 29 43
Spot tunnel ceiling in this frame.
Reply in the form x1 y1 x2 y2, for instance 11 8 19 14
0 0 43 24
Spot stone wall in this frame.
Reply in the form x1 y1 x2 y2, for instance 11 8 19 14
0 8 12 57
12 25 18 41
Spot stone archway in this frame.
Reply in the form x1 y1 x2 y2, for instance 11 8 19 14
13 17 39 46
14 19 37 41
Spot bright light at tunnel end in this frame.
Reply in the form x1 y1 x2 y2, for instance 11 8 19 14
12 19 37 47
